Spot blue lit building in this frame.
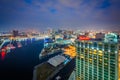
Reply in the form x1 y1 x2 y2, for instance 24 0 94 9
44 37 54 48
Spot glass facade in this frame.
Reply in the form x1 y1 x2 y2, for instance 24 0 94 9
75 40 119 80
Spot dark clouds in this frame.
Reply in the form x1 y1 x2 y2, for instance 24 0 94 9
0 0 120 31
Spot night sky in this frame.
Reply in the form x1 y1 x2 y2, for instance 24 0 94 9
0 0 120 31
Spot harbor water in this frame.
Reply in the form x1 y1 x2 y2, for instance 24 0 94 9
0 40 44 80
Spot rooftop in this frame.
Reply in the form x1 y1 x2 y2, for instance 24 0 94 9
47 55 66 67
34 62 55 80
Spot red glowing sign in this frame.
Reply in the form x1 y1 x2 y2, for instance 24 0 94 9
79 36 90 40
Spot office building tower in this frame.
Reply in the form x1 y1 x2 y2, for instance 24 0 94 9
75 39 119 80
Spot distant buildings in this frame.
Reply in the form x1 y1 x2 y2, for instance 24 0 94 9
75 33 119 80
0 32 12 37
95 33 105 39
13 30 19 37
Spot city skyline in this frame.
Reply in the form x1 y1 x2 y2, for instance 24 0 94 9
0 0 120 31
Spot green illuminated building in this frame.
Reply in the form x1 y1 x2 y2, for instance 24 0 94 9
75 40 119 80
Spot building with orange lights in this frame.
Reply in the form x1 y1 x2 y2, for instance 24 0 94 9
64 45 76 58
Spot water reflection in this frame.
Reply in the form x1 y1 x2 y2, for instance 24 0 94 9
0 41 23 60
0 38 40 60
1 49 6 60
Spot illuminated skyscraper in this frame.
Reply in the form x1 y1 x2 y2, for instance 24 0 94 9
75 34 119 80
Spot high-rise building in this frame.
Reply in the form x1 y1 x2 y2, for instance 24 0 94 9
13 30 19 37
75 39 119 80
